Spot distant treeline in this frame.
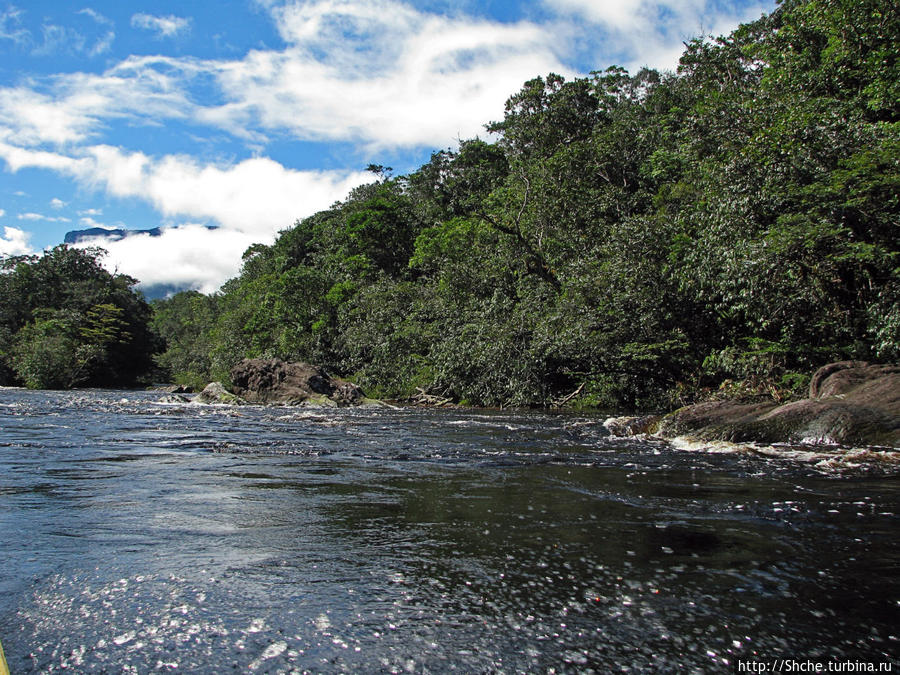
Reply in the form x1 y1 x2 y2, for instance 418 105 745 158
4 0 898 407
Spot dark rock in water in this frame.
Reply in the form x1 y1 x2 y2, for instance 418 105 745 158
158 393 191 404
655 361 900 447
603 415 661 436
229 358 378 407
155 384 193 394
196 382 246 405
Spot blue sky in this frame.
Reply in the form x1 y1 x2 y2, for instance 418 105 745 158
0 0 774 293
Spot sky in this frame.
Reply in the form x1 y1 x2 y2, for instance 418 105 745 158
0 0 775 295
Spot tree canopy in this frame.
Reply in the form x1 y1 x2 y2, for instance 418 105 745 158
0 246 160 389
152 0 899 408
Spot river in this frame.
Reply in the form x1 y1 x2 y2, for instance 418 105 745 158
0 388 897 673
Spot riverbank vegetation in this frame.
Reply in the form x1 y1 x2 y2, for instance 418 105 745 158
4 0 897 406
155 0 898 408
0 246 159 388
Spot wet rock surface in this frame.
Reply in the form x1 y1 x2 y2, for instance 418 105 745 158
196 381 246 405
655 361 900 447
229 358 373 407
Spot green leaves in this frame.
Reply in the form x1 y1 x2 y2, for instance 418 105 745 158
1 246 159 388
150 0 898 409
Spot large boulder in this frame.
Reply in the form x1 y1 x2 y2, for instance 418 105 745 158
229 358 368 406
196 381 246 405
654 361 900 447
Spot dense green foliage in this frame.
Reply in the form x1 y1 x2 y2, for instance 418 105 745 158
0 246 160 389
153 0 898 409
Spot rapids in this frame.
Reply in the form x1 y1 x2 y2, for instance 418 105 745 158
0 388 897 672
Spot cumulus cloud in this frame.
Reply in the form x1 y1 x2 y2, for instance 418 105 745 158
0 141 370 233
50 197 67 209
0 226 32 256
70 146 372 237
0 141 372 289
77 225 257 294
131 13 191 39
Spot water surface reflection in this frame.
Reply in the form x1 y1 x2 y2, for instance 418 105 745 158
0 389 896 672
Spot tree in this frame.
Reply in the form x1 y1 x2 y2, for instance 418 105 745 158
151 0 898 408
0 246 160 388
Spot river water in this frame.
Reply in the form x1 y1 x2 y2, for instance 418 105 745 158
0 388 897 673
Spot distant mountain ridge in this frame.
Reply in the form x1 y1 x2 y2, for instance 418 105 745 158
63 227 162 244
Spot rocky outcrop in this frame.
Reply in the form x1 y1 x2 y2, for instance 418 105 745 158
158 393 191 404
652 361 900 447
603 415 661 437
196 381 247 405
157 384 193 394
229 358 383 407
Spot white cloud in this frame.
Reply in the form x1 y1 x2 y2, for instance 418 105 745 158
542 0 770 70
0 64 195 147
545 0 657 30
0 87 95 146
0 141 86 171
78 216 111 228
50 197 67 209
78 8 115 56
0 226 33 256
204 0 572 149
0 141 372 290
0 1 569 152
79 8 113 26
17 212 70 223
88 29 115 56
73 146 372 237
78 208 103 216
78 225 257 294
0 142 370 236
0 6 29 46
32 24 84 57
0 208 5 217
131 13 191 39
0 0 776 155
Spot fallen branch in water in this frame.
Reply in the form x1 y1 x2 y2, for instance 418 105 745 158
410 387 454 407
553 382 585 408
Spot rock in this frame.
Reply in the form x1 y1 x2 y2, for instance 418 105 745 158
155 384 193 394
196 381 246 405
229 358 369 407
808 360 900 401
655 361 900 447
158 393 191 404
603 415 661 436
